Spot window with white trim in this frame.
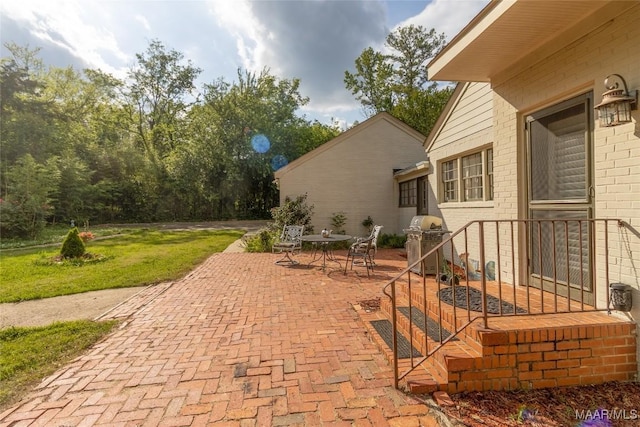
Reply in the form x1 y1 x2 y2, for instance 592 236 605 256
462 152 483 201
442 160 458 202
440 146 494 203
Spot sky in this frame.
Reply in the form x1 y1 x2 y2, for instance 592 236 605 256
0 0 489 129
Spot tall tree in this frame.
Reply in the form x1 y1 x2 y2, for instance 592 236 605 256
1 154 60 238
123 39 202 220
344 25 452 135
386 26 446 93
343 47 394 117
125 39 202 160
0 43 56 166
187 68 338 219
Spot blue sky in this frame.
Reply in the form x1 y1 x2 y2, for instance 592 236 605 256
0 0 489 128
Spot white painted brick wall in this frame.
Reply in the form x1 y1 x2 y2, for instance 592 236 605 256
491 6 639 322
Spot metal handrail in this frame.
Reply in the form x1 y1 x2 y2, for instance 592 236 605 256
382 218 630 389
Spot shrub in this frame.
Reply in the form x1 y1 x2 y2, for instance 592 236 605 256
60 228 86 259
244 228 279 253
378 233 407 249
330 212 347 235
270 193 314 233
362 216 374 234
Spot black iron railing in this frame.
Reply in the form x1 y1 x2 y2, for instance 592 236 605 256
382 218 631 388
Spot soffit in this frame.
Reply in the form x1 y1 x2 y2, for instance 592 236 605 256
428 0 622 83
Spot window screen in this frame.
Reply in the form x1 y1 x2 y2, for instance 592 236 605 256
529 103 587 202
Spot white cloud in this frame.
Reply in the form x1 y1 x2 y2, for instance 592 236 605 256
1 0 130 76
209 0 389 124
398 0 489 41
134 14 151 32
208 0 268 72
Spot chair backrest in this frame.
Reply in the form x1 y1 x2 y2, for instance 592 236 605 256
370 225 383 244
281 225 304 244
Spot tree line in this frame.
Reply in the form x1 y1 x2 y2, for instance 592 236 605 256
0 25 452 238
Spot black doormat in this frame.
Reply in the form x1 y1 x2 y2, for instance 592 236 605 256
397 307 457 342
370 319 422 359
438 286 528 314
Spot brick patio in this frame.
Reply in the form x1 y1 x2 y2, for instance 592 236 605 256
1 249 452 426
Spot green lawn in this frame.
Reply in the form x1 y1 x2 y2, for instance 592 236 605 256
0 320 118 410
0 229 244 303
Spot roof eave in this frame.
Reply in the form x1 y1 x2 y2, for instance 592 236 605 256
428 0 630 83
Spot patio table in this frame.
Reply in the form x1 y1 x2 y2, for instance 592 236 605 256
300 234 352 271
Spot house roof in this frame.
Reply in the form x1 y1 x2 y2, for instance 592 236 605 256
393 160 430 181
428 0 636 83
273 112 425 178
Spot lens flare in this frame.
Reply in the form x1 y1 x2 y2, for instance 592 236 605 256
271 155 288 171
251 134 270 153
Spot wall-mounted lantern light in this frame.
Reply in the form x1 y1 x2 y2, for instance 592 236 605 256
594 74 637 127
609 282 633 312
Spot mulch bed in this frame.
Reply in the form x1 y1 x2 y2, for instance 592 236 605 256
442 381 640 426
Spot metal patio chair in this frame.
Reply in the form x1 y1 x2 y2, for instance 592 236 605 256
344 234 375 277
352 225 383 265
272 225 304 266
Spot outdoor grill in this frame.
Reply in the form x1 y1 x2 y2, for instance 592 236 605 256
404 215 450 276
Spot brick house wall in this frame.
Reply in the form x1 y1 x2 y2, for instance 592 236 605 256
490 5 640 369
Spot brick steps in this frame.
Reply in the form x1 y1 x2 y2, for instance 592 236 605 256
362 276 638 394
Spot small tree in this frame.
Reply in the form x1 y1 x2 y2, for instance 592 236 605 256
60 227 86 258
330 212 347 235
270 193 314 233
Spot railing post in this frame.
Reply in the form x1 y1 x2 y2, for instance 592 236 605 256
478 221 488 329
390 280 399 389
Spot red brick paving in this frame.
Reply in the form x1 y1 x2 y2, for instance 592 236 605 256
1 250 447 426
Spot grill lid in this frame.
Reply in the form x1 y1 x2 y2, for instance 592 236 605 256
408 215 443 231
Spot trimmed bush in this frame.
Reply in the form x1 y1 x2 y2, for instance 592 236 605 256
60 228 86 259
244 228 278 253
378 233 407 249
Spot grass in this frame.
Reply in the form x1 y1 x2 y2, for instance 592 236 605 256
0 320 118 410
0 229 245 303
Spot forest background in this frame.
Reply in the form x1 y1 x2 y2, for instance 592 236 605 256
0 25 452 239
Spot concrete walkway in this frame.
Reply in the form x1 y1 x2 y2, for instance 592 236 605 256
1 250 450 426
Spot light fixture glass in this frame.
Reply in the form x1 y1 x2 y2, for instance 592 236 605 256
594 74 637 127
